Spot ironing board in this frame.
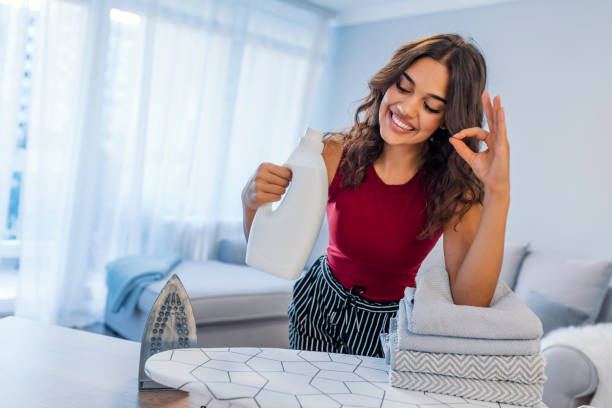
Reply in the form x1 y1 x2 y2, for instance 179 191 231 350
145 347 547 407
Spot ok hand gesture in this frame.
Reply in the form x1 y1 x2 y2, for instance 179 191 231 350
448 91 510 198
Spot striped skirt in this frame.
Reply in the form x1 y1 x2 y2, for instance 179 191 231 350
288 255 399 357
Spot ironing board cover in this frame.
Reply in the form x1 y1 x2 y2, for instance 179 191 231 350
145 347 548 407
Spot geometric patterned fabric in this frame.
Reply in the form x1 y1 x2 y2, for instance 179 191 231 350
145 347 548 407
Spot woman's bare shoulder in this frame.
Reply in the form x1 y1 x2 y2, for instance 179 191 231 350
322 132 345 187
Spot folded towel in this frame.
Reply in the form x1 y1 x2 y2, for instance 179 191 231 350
407 266 543 340
397 299 541 355
389 369 544 407
382 331 547 384
106 254 182 314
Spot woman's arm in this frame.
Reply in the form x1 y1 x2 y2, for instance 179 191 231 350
322 135 343 186
442 193 509 307
241 163 293 241
444 91 511 307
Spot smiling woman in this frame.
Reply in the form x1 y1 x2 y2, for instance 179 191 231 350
341 36 488 240
378 57 449 183
243 33 511 357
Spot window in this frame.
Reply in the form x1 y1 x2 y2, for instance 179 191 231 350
0 0 330 318
0 8 38 307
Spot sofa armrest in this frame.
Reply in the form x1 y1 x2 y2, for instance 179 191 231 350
596 286 612 323
541 344 598 408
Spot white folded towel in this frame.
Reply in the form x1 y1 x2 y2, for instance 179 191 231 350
397 299 542 355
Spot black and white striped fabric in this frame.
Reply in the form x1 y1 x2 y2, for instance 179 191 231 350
288 255 399 357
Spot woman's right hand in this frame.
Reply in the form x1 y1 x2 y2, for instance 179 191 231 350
243 163 293 210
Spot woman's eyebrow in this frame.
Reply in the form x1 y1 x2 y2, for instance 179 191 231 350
402 72 447 104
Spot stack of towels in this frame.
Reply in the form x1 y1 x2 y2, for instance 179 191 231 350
381 266 547 407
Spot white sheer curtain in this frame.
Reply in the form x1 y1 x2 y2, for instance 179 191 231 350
12 0 331 326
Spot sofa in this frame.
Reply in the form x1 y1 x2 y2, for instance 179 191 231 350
104 217 612 407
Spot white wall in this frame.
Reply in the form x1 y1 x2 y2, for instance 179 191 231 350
310 0 612 260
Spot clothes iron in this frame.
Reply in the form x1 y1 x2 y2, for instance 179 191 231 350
138 274 197 390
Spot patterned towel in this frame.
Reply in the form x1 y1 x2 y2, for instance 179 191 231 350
383 332 547 384
397 299 541 355
389 369 544 407
407 265 543 339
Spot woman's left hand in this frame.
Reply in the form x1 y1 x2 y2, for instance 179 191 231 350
448 91 510 198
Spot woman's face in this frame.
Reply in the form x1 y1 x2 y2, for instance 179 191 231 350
378 57 449 147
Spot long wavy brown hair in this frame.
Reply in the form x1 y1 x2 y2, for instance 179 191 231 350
333 34 486 239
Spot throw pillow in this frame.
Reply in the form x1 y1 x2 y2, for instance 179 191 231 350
419 241 529 289
514 250 612 324
524 290 590 335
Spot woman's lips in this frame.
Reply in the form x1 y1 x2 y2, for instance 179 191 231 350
388 110 416 133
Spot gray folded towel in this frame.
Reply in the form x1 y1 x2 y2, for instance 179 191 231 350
397 299 541 355
382 331 547 384
389 369 544 407
407 266 543 340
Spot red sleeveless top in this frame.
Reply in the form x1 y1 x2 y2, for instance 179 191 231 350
326 154 443 302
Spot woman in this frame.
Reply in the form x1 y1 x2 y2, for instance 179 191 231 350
241 34 510 357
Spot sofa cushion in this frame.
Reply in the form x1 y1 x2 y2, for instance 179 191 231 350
499 243 530 290
419 240 529 289
138 260 295 325
524 290 590 335
514 251 612 324
217 238 247 265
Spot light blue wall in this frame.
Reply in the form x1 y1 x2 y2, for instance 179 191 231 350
310 0 612 260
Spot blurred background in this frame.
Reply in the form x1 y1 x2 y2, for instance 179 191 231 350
0 0 610 329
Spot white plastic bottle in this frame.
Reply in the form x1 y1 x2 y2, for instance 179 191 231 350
246 127 328 280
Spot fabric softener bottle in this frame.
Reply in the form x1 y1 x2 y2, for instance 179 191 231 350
246 127 328 280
